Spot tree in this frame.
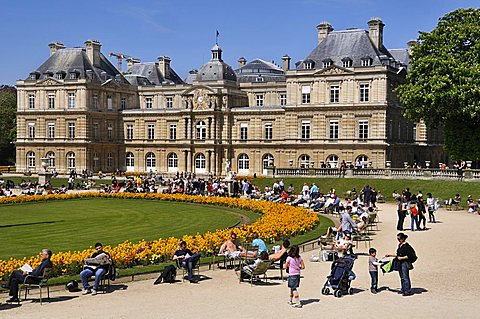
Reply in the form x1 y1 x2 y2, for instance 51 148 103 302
396 8 480 160
0 85 16 165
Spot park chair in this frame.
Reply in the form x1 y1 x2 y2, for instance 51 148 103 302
21 268 52 304
240 260 272 286
366 213 379 232
176 257 201 282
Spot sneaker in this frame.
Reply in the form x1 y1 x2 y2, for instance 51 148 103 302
370 288 377 294
287 301 294 305
91 289 97 296
82 288 91 295
293 303 302 308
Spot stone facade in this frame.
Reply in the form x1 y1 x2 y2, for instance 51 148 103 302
15 19 445 176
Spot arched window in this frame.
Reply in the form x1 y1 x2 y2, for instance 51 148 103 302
238 153 249 170
46 151 55 168
356 155 369 168
66 152 76 169
262 154 274 169
26 151 36 168
327 154 339 168
145 152 156 170
195 153 206 169
299 154 310 168
196 121 207 140
167 153 178 169
126 152 135 167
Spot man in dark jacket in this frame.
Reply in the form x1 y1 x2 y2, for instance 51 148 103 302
173 241 201 283
80 242 112 295
4 249 53 303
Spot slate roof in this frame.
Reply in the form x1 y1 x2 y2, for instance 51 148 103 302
390 48 410 69
196 44 237 82
123 74 154 86
297 29 396 70
29 48 129 84
127 63 184 85
235 59 285 83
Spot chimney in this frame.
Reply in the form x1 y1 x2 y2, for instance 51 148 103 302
316 22 333 44
282 54 291 71
238 57 247 68
84 39 102 67
126 58 140 71
368 17 385 50
407 40 417 56
48 42 65 56
158 56 171 79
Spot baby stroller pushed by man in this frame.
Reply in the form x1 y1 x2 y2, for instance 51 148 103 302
321 255 356 298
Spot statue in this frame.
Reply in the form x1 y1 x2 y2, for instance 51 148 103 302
225 159 231 173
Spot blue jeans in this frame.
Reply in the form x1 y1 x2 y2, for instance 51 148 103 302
369 271 378 290
181 253 201 280
398 262 411 294
80 267 106 290
410 215 418 231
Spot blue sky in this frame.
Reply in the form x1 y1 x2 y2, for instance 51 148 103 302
0 0 478 85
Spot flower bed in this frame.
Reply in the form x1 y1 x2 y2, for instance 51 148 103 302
0 192 319 280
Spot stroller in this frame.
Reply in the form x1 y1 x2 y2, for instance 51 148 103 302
321 255 356 298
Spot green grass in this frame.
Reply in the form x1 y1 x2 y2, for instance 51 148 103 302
254 177 480 203
0 198 260 259
5 176 112 188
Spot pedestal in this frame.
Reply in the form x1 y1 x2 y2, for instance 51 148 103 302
38 171 53 186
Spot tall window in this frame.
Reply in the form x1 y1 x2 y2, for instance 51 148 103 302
359 120 369 139
93 94 99 109
280 94 287 106
330 85 340 103
262 154 274 169
107 95 113 110
28 123 35 139
301 86 311 104
360 84 369 102
68 122 75 139
47 123 55 139
67 152 76 169
327 154 339 168
169 123 177 140
329 120 339 139
107 124 113 140
48 93 55 109
167 153 178 169
93 152 99 169
301 120 310 140
46 152 55 168
147 123 155 140
107 152 113 167
121 97 127 110
264 123 273 140
145 152 156 170
93 123 99 140
238 154 249 170
27 151 35 168
356 155 369 167
195 153 206 169
165 96 173 108
68 93 75 108
126 124 134 140
256 94 264 106
145 97 153 109
28 94 35 109
299 154 310 168
126 152 135 167
240 123 248 140
196 121 206 140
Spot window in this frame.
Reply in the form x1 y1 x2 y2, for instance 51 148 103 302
27 151 35 168
28 94 35 109
167 153 178 169
360 84 369 102
305 62 313 69
301 120 310 140
93 94 99 109
46 152 55 168
107 95 113 110
299 154 310 168
327 154 339 168
262 154 274 169
301 86 310 104
107 124 113 140
145 97 153 109
68 93 75 108
240 123 248 140
356 155 368 168
126 124 134 140
256 94 264 107
280 94 287 106
48 93 55 109
195 153 206 169
238 154 249 170
264 123 273 140
196 121 206 140
330 85 340 103
67 152 76 169
361 58 372 66
165 96 173 108
93 123 99 140
47 123 55 139
69 72 77 80
329 120 339 139
121 97 127 110
55 73 63 80
147 123 155 140
68 122 75 139
359 120 369 139
28 123 35 139
322 60 332 68
169 123 177 140
126 152 135 167
107 152 113 167
342 59 352 68
145 152 156 170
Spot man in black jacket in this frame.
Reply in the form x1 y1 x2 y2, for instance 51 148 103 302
173 241 201 283
4 249 53 303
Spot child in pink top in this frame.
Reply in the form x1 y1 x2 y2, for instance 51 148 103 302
285 245 305 308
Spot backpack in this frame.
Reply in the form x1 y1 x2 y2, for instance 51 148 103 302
407 244 418 263
108 263 117 281
154 265 177 284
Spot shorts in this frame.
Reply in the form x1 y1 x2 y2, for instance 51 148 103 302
288 275 300 288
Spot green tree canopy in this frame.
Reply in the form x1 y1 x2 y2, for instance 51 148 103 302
0 85 17 165
396 8 480 160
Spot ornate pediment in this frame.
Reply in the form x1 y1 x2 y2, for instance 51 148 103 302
38 78 62 86
313 65 353 76
101 79 121 89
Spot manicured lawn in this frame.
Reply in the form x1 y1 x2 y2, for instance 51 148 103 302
0 198 259 259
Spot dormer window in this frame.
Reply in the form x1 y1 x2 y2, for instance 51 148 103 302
322 59 333 68
342 58 352 68
44 71 53 78
304 59 314 70
69 72 77 80
361 57 372 67
29 72 39 80
255 76 264 82
55 71 65 80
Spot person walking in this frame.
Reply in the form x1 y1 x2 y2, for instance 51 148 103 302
386 233 417 296
397 197 408 231
426 193 436 223
285 245 305 308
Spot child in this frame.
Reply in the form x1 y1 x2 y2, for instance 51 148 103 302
285 245 305 308
239 251 269 280
368 247 383 294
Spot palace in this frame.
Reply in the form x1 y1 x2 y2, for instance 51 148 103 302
15 18 444 176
